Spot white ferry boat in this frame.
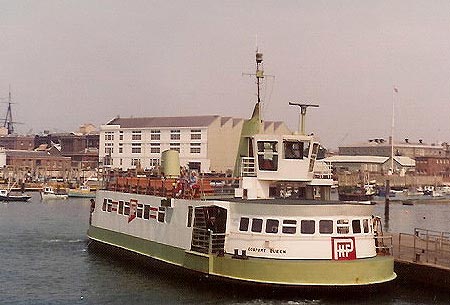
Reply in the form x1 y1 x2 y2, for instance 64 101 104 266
87 53 396 287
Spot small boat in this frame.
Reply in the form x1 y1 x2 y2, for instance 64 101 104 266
0 189 31 202
40 186 68 200
338 186 375 201
68 185 96 198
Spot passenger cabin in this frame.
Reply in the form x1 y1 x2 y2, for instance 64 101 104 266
236 134 332 200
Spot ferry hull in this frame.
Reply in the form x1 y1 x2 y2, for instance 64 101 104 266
88 225 396 287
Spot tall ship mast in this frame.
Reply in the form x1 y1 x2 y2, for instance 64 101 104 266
88 52 396 288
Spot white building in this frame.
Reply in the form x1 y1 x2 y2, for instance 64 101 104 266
99 114 291 174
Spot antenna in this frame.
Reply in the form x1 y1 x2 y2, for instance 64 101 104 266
288 102 319 135
242 48 275 122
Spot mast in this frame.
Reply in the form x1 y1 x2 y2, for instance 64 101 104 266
3 86 15 135
255 50 264 122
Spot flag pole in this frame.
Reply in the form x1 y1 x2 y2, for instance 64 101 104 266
391 87 397 174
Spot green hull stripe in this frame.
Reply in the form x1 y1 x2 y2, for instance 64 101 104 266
88 226 396 286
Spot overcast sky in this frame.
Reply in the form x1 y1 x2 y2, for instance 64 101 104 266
2 1 450 149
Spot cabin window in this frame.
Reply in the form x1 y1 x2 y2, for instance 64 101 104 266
187 206 193 227
352 219 362 234
337 219 350 234
283 141 303 159
107 199 112 212
363 219 370 233
102 198 107 211
118 201 124 214
239 217 249 231
137 203 143 218
301 220 315 234
158 207 165 222
282 220 297 234
144 205 150 220
265 219 279 234
257 141 278 171
251 218 263 233
319 220 333 234
124 202 130 215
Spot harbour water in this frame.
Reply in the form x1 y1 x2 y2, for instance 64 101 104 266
1 194 450 305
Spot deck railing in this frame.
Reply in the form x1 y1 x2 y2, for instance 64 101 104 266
240 157 256 177
375 235 394 256
397 228 450 268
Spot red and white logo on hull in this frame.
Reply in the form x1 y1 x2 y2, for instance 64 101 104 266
332 237 356 260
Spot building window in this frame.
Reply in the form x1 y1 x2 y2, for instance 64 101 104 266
170 129 181 140
104 131 114 141
105 143 113 155
149 158 160 168
190 143 201 154
150 143 160 154
170 143 180 153
119 131 123 141
191 129 201 140
131 159 141 167
132 143 141 154
132 130 141 141
118 143 123 153
151 130 160 140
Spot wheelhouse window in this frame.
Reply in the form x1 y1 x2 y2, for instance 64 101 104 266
337 219 350 234
319 220 333 234
239 217 249 231
251 218 263 233
284 141 303 159
301 220 315 234
257 141 278 171
282 219 297 234
265 219 279 234
118 201 124 214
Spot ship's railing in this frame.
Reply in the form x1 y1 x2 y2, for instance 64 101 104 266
240 157 256 177
313 160 333 179
191 227 225 254
104 175 239 199
397 228 450 268
375 234 393 256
